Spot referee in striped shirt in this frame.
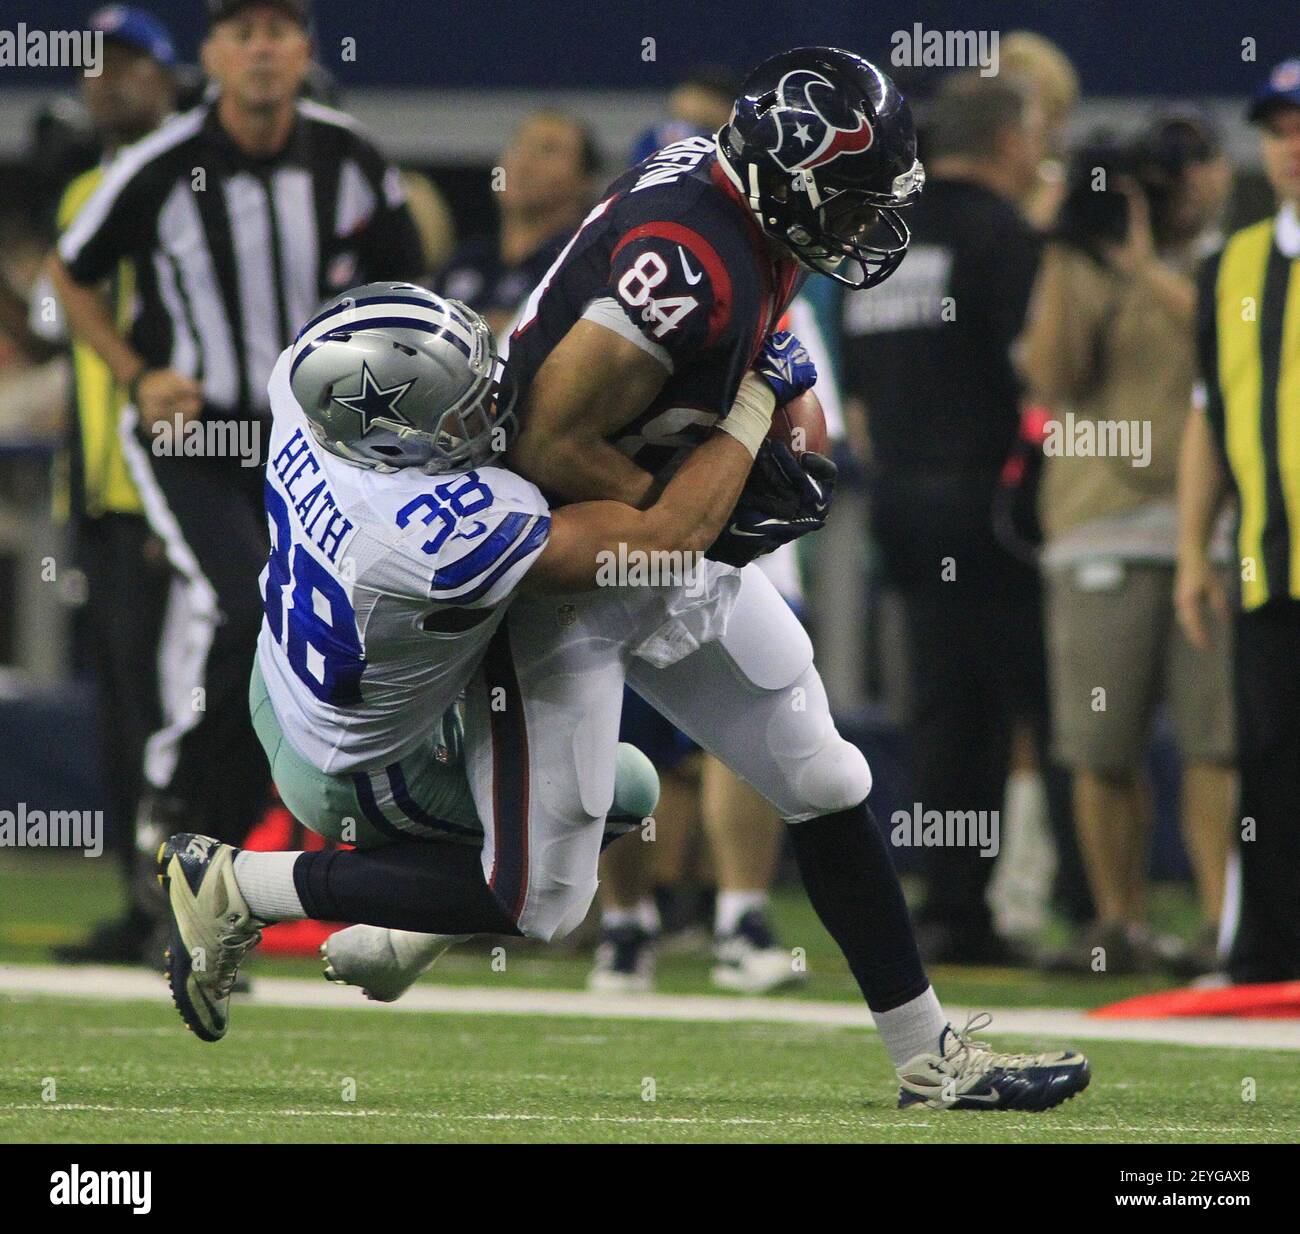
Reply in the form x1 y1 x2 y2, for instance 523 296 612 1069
48 0 423 891
1177 59 1300 984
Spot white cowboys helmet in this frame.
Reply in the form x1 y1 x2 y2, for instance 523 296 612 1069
288 282 515 473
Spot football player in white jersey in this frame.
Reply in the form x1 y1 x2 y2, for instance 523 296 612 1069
157 282 797 1041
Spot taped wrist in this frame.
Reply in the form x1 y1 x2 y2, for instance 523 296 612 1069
716 371 777 458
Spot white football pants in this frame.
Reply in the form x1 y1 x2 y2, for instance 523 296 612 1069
462 562 872 942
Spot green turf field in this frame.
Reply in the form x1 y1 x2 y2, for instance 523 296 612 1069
3 852 1296 1144
2 995 1297 1144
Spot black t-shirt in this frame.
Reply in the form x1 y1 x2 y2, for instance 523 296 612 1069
432 231 569 325
840 177 1040 472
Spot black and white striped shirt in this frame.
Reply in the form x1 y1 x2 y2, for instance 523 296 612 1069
58 98 423 420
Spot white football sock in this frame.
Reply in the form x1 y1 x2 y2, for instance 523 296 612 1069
872 986 948 1069
601 905 637 930
603 899 660 935
635 897 660 936
715 889 768 937
232 851 306 922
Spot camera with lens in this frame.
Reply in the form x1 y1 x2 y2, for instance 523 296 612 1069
1055 114 1220 259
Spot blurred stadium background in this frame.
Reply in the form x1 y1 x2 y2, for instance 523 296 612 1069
1 0 1298 1129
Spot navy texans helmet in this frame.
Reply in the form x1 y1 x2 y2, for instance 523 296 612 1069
717 46 924 289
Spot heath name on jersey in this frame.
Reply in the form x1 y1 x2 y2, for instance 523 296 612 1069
506 135 804 478
257 347 550 776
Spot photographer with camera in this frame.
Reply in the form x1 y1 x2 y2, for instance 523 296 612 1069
1019 115 1235 974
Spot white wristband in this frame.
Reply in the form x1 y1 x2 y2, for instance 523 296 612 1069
716 372 776 458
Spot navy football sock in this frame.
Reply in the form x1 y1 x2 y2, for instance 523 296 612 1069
293 842 521 936
788 802 931 1012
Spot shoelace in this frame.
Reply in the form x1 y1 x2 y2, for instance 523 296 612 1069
941 1013 1062 1078
210 921 262 999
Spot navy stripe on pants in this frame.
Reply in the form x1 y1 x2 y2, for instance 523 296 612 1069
482 622 530 921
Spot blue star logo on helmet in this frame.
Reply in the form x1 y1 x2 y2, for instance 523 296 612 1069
331 361 416 435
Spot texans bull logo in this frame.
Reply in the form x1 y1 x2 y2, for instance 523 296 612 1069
763 68 874 174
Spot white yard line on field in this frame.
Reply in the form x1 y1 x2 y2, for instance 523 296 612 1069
1 963 1298 1050
8 1105 1290 1137
5 1105 1294 1139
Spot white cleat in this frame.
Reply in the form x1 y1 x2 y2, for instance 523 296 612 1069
587 922 656 993
896 1014 1091 1111
711 909 805 994
321 925 467 1002
158 833 262 1043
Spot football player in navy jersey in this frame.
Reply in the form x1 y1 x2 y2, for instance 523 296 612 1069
504 131 809 493
491 47 1089 1109
592 98 849 996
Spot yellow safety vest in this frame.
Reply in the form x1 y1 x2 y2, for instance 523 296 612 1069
54 165 142 518
1208 215 1300 609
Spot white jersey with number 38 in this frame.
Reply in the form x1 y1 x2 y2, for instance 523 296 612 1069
257 348 551 774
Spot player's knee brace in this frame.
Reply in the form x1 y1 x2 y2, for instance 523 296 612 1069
757 666 872 821
783 730 873 822
515 876 599 944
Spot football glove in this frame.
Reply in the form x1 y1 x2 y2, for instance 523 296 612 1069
706 441 837 568
753 330 817 405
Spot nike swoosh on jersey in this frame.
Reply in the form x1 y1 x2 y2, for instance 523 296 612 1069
678 246 703 285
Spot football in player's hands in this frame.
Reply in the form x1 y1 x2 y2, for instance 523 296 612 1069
768 388 828 458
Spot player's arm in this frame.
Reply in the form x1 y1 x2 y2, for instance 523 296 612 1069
509 318 669 509
49 160 203 425
48 254 202 426
510 224 734 509
518 373 775 593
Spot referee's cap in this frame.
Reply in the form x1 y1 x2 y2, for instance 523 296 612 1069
207 0 311 29
1249 58 1300 123
89 6 177 68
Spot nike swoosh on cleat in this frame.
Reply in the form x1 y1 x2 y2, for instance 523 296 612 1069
953 1089 1002 1105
